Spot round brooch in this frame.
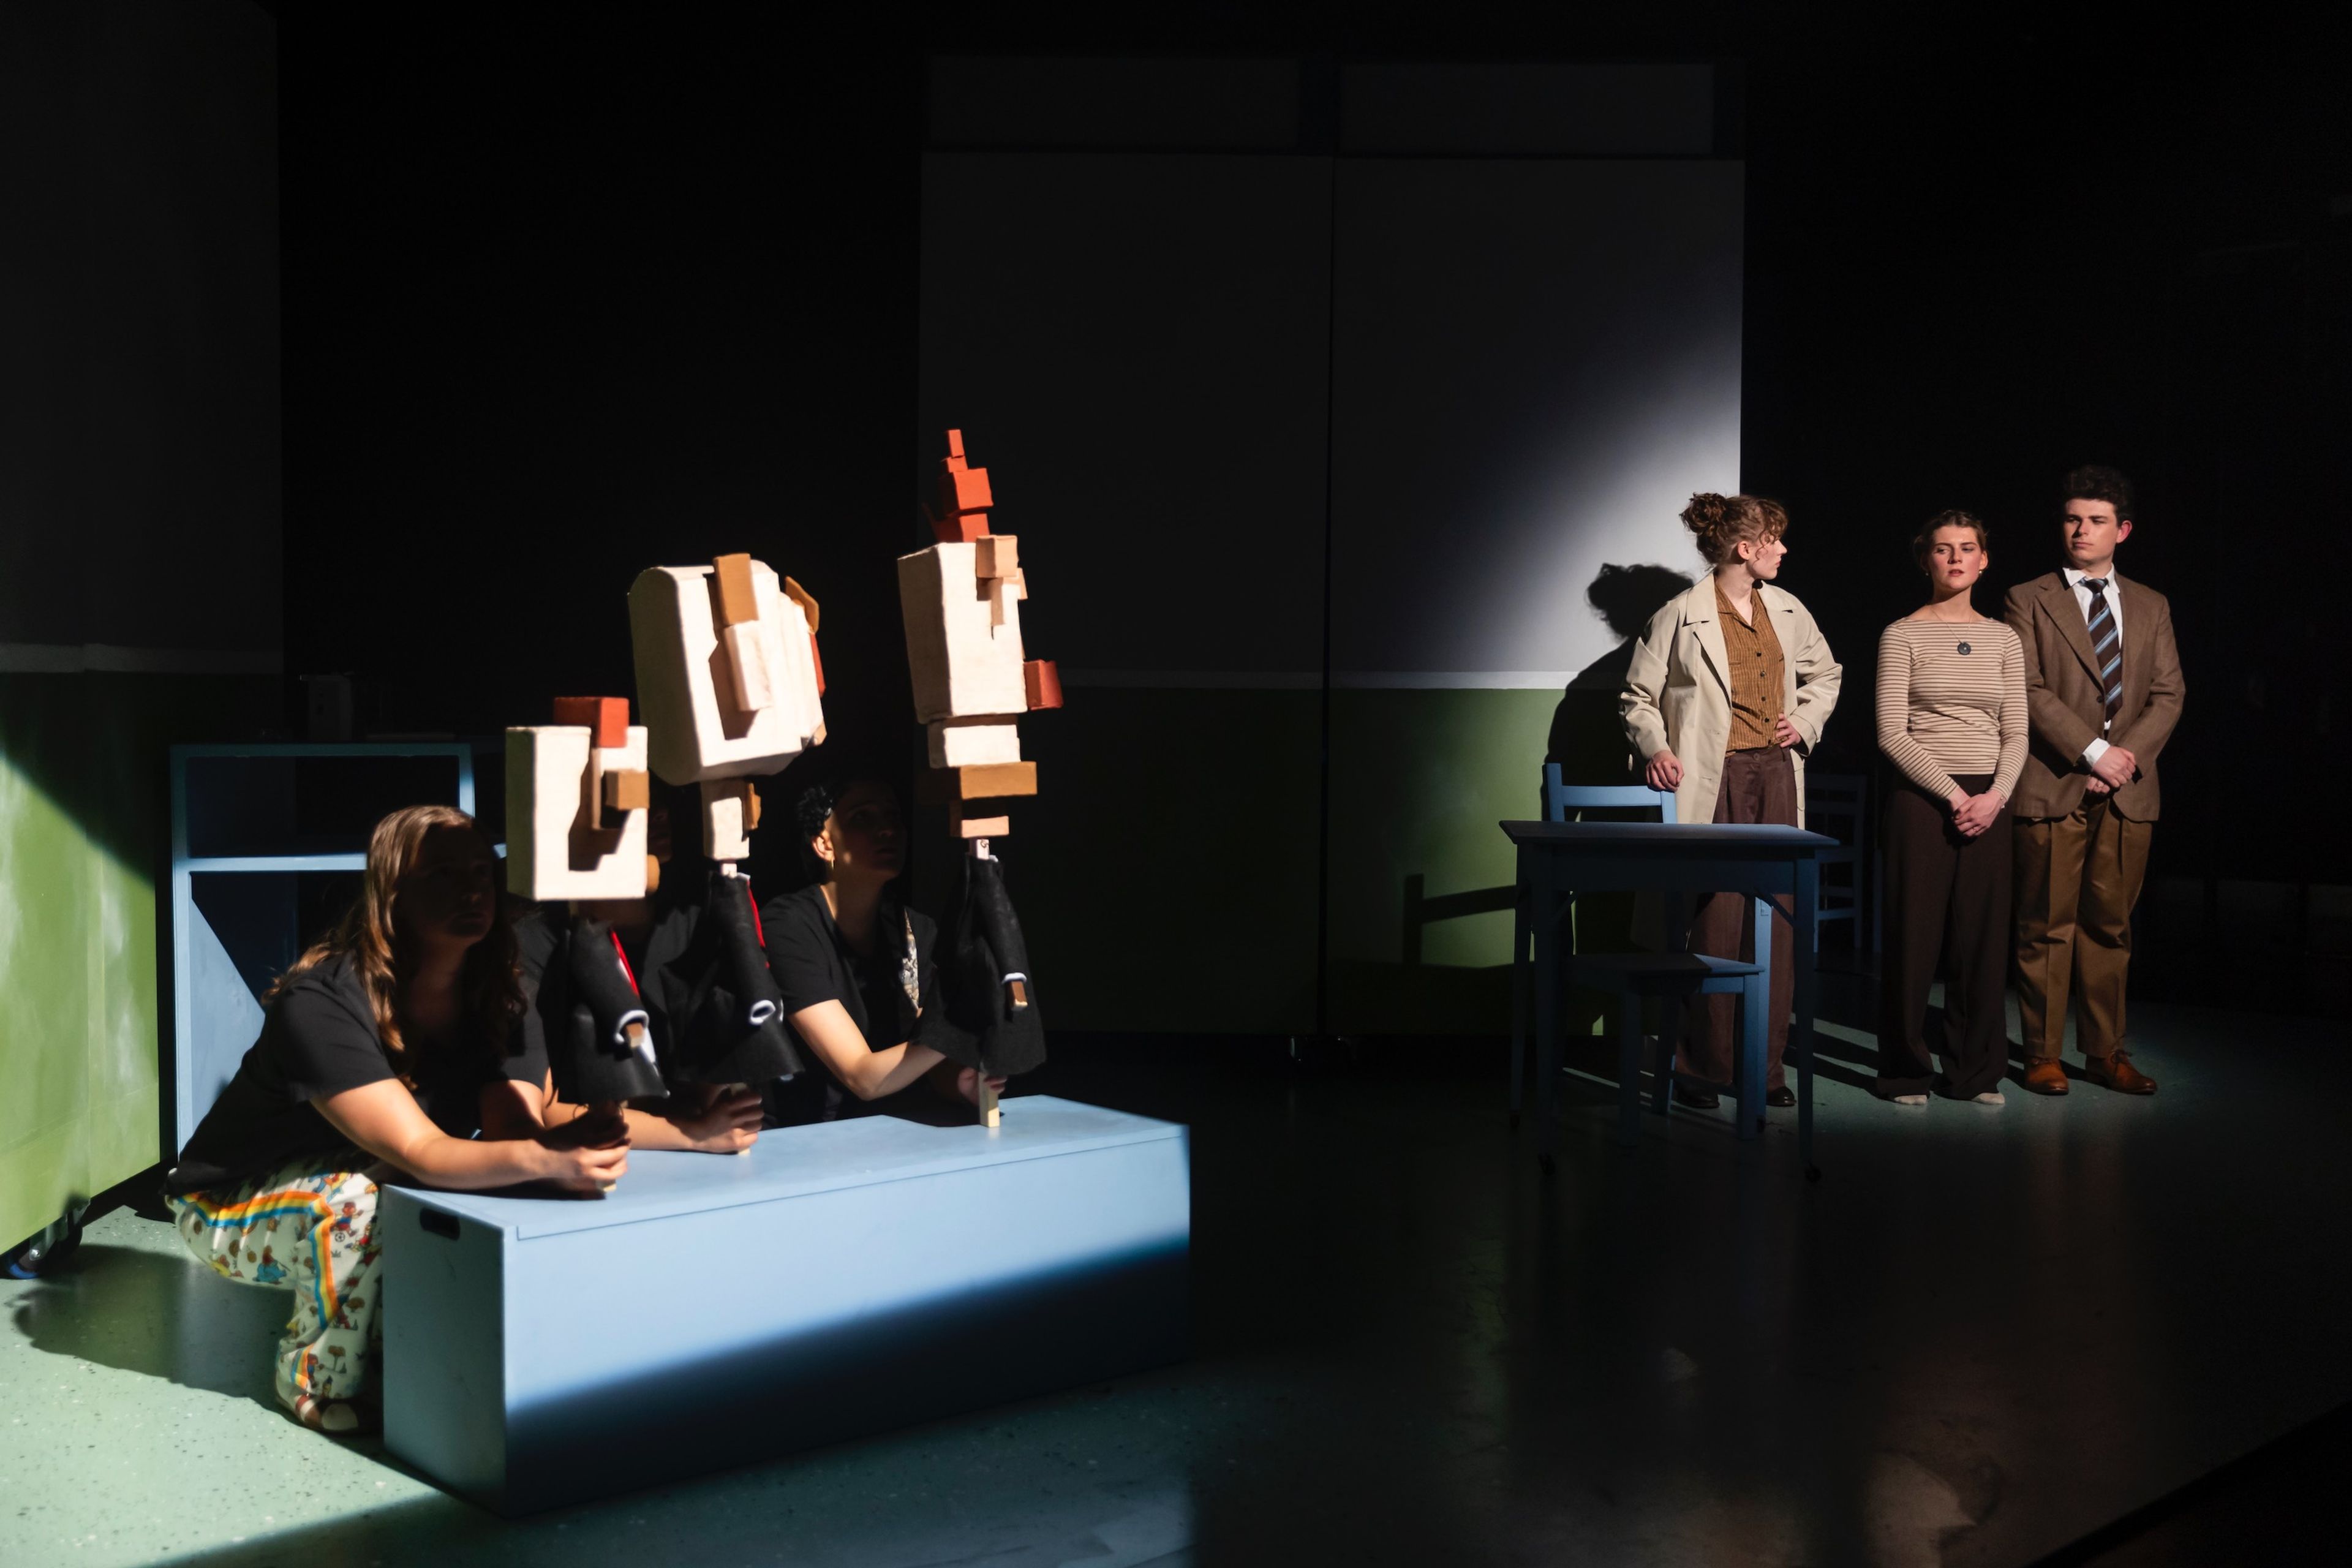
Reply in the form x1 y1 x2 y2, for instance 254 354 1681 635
1957 641 1973 655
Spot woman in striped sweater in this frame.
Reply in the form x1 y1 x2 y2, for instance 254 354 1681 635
1875 511 2029 1106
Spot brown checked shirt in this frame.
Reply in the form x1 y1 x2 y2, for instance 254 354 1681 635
1716 581 1786 752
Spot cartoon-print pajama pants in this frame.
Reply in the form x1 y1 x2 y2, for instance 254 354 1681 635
167 1163 383 1413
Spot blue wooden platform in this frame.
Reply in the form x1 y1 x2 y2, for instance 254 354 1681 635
381 1096 1190 1515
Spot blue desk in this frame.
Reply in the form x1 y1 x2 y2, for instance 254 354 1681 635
382 1096 1190 1515
1502 820 1834 1173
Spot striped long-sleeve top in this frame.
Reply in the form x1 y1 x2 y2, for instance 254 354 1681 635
1875 614 2028 802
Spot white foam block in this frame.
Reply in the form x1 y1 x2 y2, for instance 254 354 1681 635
505 725 651 900
927 719 1023 769
899 543 1028 724
702 783 752 864
630 559 823 786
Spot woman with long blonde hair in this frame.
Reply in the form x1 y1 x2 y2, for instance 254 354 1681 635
166 805 627 1434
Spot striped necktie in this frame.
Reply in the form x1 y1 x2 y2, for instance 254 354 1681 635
2082 576 2122 727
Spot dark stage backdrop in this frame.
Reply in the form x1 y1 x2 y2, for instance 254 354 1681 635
270 15 2350 1023
918 64 1741 1032
0 0 281 1245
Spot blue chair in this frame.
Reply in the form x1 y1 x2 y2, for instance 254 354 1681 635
1513 765 1768 1148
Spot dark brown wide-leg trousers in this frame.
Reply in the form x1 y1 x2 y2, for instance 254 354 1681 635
2013 799 2153 1063
1877 773 2013 1099
1677 747 1796 1093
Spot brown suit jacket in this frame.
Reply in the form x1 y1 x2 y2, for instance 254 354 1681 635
2002 570 2185 821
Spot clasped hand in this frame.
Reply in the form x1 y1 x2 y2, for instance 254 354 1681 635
1947 790 2005 838
2086 745 2138 796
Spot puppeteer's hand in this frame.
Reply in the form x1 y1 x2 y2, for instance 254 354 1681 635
1773 715 1803 749
676 1085 764 1154
2084 775 2113 795
538 1139 629 1194
1646 749 1684 791
2092 745 2138 790
956 1067 1009 1107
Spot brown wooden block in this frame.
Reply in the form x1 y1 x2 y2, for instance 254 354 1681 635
645 854 662 893
712 552 760 627
952 811 1010 839
945 427 965 462
1024 659 1063 710
552 696 630 749
745 780 762 830
976 534 1019 579
953 761 1036 799
937 464 993 517
782 575 820 634
603 767 650 812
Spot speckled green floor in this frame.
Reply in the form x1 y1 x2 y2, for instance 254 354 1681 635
1 1196 1210 1568
7 1003 2352 1567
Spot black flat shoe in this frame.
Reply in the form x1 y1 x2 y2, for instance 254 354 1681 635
1765 1087 1796 1109
1672 1081 1721 1109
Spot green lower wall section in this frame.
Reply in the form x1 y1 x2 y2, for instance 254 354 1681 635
979 687 1324 1035
1325 688 1636 1037
972 684 1627 1040
0 674 278 1250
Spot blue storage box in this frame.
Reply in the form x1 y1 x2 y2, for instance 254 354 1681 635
380 1096 1189 1515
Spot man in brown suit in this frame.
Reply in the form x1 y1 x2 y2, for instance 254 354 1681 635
2003 466 2185 1096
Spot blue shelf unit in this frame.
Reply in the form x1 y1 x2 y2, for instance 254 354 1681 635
168 743 481 1161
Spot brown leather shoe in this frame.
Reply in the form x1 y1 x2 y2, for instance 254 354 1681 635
2021 1060 2069 1096
2081 1051 2157 1095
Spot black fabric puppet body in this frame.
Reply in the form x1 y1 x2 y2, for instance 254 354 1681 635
933 851 1046 1079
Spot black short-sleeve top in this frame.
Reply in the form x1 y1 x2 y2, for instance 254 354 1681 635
167 953 497 1194
758 884 941 1124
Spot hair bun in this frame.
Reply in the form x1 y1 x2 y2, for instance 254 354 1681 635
1680 492 1732 537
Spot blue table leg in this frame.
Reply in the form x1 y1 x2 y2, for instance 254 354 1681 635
1742 893 1771 1139
1534 854 1562 1172
1510 881 1531 1125
1617 990 1643 1147
1654 891 1683 1118
1795 856 1820 1177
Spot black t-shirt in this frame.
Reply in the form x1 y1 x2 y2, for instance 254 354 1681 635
759 884 942 1125
167 953 497 1195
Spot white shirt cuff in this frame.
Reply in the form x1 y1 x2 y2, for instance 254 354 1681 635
2081 737 2109 767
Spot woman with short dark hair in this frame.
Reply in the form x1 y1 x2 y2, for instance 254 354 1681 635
760 775 1002 1123
1874 511 2029 1105
166 806 627 1434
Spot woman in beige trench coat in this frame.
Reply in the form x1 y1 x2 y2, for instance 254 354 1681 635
1618 494 1842 1109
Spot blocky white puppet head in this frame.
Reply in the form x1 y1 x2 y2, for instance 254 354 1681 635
900 431 1062 839
628 554 825 862
505 696 654 900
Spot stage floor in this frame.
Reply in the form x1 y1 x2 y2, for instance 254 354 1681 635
4 989 2346 1567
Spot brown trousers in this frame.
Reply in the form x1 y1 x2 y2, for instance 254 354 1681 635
1877 774 2012 1099
1678 747 1796 1092
2014 798 2153 1061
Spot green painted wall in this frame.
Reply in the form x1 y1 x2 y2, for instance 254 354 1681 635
1325 687 1638 1038
0 674 278 1250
